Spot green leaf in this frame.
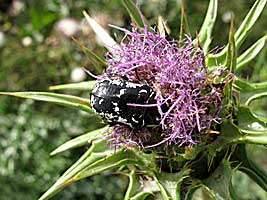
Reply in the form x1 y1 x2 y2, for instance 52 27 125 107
202 159 235 200
207 120 243 155
121 0 150 29
156 171 189 200
0 92 93 113
235 106 267 145
239 166 267 192
129 176 160 200
50 126 109 155
226 17 237 73
207 0 267 65
39 140 115 200
40 140 122 200
83 11 119 52
229 178 239 200
234 78 267 104
231 144 267 192
152 174 170 200
232 0 267 50
196 0 218 53
223 17 236 107
238 131 267 144
236 106 266 131
184 185 202 200
234 78 267 91
61 140 111 179
49 81 96 91
245 92 267 106
75 150 143 180
237 34 267 71
198 185 218 200
129 192 154 200
72 37 107 73
124 170 140 200
208 111 266 151
40 140 157 200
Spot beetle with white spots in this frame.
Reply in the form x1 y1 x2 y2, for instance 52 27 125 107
90 79 159 128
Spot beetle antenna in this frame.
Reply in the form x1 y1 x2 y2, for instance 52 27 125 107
82 67 100 79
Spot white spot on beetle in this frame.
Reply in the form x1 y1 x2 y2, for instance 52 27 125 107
99 99 104 105
105 113 116 120
111 80 122 86
139 89 148 94
92 85 99 93
132 117 139 123
114 107 119 112
90 95 96 105
118 116 128 123
116 89 126 97
99 87 108 95
112 102 118 106
125 82 139 88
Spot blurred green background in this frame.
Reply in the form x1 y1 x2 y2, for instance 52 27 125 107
0 0 266 199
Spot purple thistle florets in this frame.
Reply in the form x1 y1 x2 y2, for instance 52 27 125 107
101 24 231 148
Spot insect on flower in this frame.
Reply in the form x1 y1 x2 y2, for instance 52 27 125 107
90 77 160 129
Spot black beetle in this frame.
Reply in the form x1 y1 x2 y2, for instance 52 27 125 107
90 79 158 128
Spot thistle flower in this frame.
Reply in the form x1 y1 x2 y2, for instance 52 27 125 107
1 1 267 200
103 22 232 148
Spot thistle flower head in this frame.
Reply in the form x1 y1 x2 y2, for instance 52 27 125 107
102 24 231 148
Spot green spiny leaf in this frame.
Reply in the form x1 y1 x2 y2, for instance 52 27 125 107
184 185 202 200
224 17 236 108
207 0 267 66
40 140 157 200
202 159 235 200
234 78 267 104
232 0 266 50
245 92 267 106
72 37 107 72
206 112 266 147
156 171 190 200
121 0 150 29
39 140 114 200
238 130 267 144
0 92 93 113
152 174 170 200
235 106 267 144
231 144 267 192
207 120 243 155
75 150 143 180
61 140 111 179
129 192 154 200
239 166 267 192
39 148 92 200
226 17 237 73
129 177 160 200
124 170 140 200
50 126 108 155
49 80 96 91
196 0 218 53
236 106 266 131
197 185 218 200
234 79 267 91
237 34 267 71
